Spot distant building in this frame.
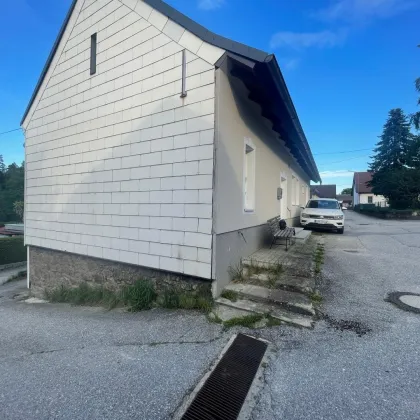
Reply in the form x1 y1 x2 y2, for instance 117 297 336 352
310 184 336 199
336 194 352 208
352 172 387 206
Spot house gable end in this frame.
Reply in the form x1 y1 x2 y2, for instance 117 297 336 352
21 0 225 129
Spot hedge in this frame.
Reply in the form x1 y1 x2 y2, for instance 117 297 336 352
0 236 27 265
354 204 419 219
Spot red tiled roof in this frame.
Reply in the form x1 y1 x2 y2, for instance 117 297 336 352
353 172 372 193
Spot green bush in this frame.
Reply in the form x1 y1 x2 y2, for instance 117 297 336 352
354 204 418 218
0 236 26 265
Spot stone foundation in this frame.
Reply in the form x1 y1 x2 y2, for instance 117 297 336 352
29 246 212 298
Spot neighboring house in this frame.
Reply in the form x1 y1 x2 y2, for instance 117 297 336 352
352 172 387 206
336 194 352 208
310 184 336 199
21 0 320 296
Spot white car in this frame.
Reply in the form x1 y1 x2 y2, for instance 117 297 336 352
300 198 345 234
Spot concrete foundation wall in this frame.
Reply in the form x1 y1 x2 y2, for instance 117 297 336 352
213 224 271 296
29 245 211 297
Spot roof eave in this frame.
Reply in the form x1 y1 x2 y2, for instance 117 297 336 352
264 56 321 182
21 0 78 126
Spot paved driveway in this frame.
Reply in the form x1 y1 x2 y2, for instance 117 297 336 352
252 211 420 420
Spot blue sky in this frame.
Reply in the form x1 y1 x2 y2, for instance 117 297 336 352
1 0 419 191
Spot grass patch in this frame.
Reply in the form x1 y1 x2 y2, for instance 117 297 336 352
228 262 244 282
309 292 323 303
266 262 283 276
266 314 282 327
313 243 325 274
220 289 239 302
223 313 264 328
158 285 213 313
45 283 122 309
120 279 157 311
44 280 212 313
207 312 223 324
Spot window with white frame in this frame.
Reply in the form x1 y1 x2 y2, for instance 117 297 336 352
243 139 256 212
291 175 299 205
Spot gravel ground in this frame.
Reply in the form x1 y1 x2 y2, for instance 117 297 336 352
0 281 229 420
251 211 420 420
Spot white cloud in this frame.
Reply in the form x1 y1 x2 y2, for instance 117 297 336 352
320 170 355 178
315 0 418 23
270 30 346 50
198 0 225 11
283 58 300 71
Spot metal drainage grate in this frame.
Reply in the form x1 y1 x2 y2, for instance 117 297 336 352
181 333 268 420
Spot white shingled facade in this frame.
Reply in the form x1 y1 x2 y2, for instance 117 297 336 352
22 0 225 279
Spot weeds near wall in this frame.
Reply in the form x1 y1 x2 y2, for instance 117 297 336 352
44 280 213 313
313 243 325 275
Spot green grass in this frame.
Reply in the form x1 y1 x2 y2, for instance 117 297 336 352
157 285 213 313
309 292 323 303
120 280 157 311
266 315 282 327
266 262 283 276
207 312 223 324
220 289 239 302
228 262 244 282
313 243 325 274
45 279 156 311
223 313 264 328
45 280 214 313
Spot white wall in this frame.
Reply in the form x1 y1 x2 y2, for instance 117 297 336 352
23 0 225 279
213 66 310 234
358 193 387 205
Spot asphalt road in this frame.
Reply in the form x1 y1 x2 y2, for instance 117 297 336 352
0 282 229 420
1 211 420 420
252 211 420 420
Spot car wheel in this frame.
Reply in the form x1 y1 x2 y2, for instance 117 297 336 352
338 228 344 234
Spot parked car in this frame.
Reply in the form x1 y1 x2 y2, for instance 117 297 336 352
300 198 345 234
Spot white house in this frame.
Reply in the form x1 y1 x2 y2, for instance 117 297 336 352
22 0 320 296
352 172 387 206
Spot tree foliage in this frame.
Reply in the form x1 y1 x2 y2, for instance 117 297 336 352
412 77 420 130
369 109 413 172
341 188 352 195
369 110 420 209
0 156 25 222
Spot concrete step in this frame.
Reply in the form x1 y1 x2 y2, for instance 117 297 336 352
215 297 314 329
224 283 315 316
247 273 315 294
295 229 311 243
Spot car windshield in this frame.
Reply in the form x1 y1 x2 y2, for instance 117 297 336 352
306 200 339 209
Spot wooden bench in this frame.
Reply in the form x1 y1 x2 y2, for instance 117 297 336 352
267 216 296 251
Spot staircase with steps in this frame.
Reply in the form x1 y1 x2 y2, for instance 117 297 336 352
214 233 321 328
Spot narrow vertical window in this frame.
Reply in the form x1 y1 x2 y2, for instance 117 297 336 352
90 33 97 75
180 49 187 97
244 139 256 212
